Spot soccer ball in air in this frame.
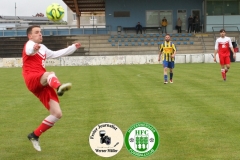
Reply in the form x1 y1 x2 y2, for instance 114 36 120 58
46 3 64 22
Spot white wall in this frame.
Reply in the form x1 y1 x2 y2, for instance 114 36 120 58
0 53 239 68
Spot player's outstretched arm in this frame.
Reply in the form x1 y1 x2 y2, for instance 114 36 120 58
46 42 81 58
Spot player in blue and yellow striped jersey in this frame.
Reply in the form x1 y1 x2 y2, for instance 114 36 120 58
158 34 177 84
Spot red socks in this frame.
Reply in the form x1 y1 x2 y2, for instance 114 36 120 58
34 123 52 137
221 69 226 80
34 115 59 137
47 73 61 89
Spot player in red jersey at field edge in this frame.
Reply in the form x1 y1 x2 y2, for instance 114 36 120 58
22 25 81 151
214 29 236 81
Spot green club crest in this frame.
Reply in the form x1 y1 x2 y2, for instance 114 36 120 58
125 122 160 158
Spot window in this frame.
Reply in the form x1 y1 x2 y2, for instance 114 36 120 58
206 0 240 15
73 13 76 21
90 15 95 20
114 11 130 17
146 11 159 27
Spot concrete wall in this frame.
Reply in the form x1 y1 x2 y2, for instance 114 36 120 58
1 53 239 68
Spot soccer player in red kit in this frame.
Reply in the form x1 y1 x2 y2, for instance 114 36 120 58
214 29 236 81
22 25 81 151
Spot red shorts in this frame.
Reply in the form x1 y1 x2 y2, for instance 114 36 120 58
23 72 59 110
219 55 230 65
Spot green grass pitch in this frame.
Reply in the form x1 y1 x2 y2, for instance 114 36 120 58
0 63 240 160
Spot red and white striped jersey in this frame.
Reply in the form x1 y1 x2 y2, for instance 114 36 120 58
215 36 233 56
22 40 77 76
22 40 46 76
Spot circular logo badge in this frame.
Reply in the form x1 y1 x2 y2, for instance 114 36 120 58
89 122 124 157
125 122 160 158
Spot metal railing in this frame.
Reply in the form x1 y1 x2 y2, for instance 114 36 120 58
200 34 206 62
212 26 240 42
0 25 112 37
201 34 207 53
192 34 206 63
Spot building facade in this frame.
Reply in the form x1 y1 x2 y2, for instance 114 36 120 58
66 0 240 33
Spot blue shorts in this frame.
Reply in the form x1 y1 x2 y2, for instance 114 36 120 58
163 61 175 69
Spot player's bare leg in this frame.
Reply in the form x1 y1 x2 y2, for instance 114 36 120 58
49 99 62 118
163 67 168 84
40 72 53 86
41 72 72 96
